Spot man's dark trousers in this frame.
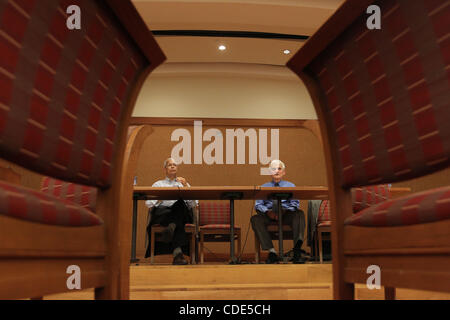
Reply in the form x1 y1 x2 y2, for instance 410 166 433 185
148 199 193 250
251 209 306 250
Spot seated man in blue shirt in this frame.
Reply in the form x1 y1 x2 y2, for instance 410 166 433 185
251 159 306 264
144 158 197 265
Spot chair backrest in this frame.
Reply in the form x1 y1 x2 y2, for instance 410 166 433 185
351 184 391 212
199 202 230 225
318 184 391 222
288 0 450 188
318 200 331 223
0 0 149 189
40 176 97 213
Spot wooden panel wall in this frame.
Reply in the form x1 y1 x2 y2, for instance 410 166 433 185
132 118 327 259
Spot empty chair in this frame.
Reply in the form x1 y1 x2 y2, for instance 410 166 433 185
315 199 331 263
198 201 241 263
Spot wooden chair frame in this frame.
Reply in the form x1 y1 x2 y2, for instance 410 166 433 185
197 202 241 264
149 224 196 264
199 228 241 264
287 0 450 299
315 224 331 264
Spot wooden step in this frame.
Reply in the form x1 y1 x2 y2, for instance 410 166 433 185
131 282 331 292
130 263 332 287
131 286 332 300
39 262 450 300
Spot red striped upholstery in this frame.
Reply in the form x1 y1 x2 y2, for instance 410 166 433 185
0 180 102 227
318 200 331 227
352 185 391 212
41 176 97 213
318 220 331 227
0 0 146 188
345 186 450 227
199 202 231 225
318 185 391 225
307 0 450 188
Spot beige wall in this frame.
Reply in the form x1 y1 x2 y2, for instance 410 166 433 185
132 63 317 120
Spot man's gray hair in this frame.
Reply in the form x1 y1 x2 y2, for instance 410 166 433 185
270 159 285 169
163 158 177 168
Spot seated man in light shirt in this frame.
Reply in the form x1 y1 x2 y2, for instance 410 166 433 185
251 159 306 264
144 158 198 265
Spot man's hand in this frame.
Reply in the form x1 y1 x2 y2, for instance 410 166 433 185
176 177 188 187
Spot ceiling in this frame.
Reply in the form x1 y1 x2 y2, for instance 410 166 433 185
131 0 344 74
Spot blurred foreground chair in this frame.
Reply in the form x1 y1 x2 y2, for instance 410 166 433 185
288 0 450 299
199 201 241 263
0 166 21 185
0 0 164 299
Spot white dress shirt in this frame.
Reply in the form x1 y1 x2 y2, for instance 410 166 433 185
145 177 198 209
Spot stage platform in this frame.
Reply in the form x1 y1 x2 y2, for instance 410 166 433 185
41 260 450 300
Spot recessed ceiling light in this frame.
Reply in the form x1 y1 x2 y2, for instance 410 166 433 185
283 49 291 55
218 45 226 51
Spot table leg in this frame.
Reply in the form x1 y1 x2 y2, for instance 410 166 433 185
130 197 139 264
229 199 238 264
277 198 284 262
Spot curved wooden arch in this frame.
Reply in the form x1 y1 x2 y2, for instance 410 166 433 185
116 125 153 299
302 119 323 147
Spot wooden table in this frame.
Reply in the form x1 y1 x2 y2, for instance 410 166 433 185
132 186 329 264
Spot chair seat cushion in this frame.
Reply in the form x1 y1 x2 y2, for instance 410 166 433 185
0 181 103 227
200 224 240 230
318 221 331 227
344 186 450 227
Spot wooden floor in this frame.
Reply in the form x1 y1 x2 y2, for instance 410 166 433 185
42 257 450 300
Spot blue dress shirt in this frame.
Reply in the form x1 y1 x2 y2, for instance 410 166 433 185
254 180 300 213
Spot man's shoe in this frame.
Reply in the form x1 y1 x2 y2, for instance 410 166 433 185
265 252 280 264
172 253 188 265
292 249 306 264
